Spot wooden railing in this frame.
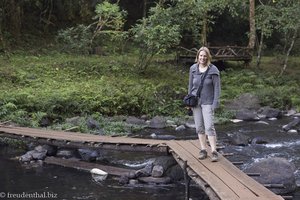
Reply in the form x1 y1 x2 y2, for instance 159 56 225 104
177 46 252 64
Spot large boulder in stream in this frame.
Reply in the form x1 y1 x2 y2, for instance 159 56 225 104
258 106 282 119
235 109 260 121
148 116 167 129
225 93 261 111
229 133 251 146
244 157 297 194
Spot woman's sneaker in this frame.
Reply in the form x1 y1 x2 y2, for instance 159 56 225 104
199 149 207 160
211 151 219 162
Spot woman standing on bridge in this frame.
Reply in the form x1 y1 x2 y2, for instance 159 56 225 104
187 46 221 162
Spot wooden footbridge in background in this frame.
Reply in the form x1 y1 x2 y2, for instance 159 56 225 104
0 126 284 200
177 46 252 64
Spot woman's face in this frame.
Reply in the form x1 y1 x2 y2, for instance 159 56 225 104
198 50 208 65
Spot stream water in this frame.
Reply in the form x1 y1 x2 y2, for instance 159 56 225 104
0 116 300 200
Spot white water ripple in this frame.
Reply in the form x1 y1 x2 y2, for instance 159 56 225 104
264 140 300 148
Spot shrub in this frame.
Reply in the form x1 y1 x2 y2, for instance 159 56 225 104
56 24 93 54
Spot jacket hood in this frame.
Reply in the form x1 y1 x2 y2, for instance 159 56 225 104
190 63 220 76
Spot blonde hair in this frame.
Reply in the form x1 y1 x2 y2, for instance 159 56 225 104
195 46 212 66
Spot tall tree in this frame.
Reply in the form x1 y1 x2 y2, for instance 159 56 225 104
255 0 299 73
255 1 276 68
6 0 21 40
277 0 300 75
248 0 255 50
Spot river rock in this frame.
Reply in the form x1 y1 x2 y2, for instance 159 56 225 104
119 175 129 184
225 93 261 111
44 145 57 156
284 109 297 117
78 149 99 162
244 157 297 194
293 113 300 117
90 168 108 181
153 156 177 171
56 149 74 159
287 129 298 134
229 133 250 146
175 125 186 131
129 179 139 185
230 119 243 123
39 116 52 127
35 144 57 156
250 137 268 145
19 148 47 163
282 117 300 131
165 164 184 181
126 116 147 126
31 150 47 160
184 118 196 129
151 165 164 177
19 151 33 162
65 116 84 126
235 109 260 121
86 117 100 129
258 106 282 119
135 163 153 177
255 121 269 125
148 116 167 129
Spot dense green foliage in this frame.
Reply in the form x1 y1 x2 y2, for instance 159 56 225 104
130 5 181 70
0 53 186 126
57 24 93 54
0 52 299 133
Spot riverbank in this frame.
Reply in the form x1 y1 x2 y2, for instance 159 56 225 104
0 53 299 136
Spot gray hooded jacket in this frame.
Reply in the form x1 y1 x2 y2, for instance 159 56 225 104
188 63 221 109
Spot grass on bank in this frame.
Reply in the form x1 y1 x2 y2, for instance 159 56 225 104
0 52 299 135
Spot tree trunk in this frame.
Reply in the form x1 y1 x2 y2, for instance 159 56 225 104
143 0 147 18
43 0 54 32
248 0 255 50
201 14 207 46
256 31 264 69
7 0 21 40
280 29 298 76
79 0 92 22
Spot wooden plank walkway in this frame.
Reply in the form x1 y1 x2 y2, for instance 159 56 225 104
0 126 283 200
168 140 284 200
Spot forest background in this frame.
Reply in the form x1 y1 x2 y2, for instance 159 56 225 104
0 0 299 135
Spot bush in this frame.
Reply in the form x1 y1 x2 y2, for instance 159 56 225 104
56 24 93 54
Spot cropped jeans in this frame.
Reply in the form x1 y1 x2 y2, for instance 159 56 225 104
192 104 216 136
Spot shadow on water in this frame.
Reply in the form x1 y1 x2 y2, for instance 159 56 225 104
0 146 207 200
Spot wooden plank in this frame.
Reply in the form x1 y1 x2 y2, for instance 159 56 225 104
173 140 258 199
167 140 239 200
189 140 284 200
0 127 167 146
0 127 168 153
44 157 135 176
